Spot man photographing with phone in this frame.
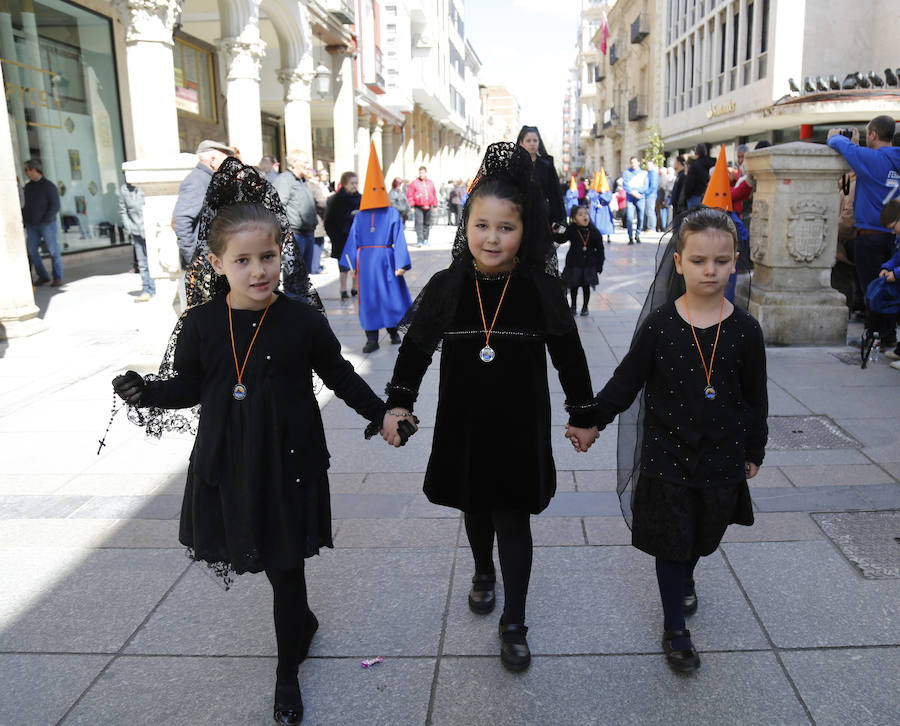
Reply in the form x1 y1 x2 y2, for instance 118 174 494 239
828 116 900 357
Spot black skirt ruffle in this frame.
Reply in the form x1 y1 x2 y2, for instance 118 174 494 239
631 475 754 560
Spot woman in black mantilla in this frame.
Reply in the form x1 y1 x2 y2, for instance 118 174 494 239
517 125 565 230
379 142 599 672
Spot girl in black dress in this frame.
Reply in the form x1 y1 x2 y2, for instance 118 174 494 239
573 207 768 673
113 198 391 724
558 205 605 316
379 143 599 672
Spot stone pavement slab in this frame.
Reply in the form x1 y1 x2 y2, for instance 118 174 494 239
780 648 900 726
722 541 900 648
62 654 436 726
0 653 111 726
0 548 188 653
430 652 809 726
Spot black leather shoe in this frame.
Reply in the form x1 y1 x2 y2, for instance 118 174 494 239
499 622 531 672
580 307 589 316
683 579 698 616
467 573 496 614
299 610 318 663
362 340 379 354
662 629 700 672
273 678 303 724
273 698 303 724
390 333 402 345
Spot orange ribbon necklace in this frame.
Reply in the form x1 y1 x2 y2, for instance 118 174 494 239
228 292 274 400
683 295 725 400
474 272 512 363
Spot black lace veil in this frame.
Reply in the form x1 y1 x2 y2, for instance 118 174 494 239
400 142 573 353
126 157 323 437
616 206 751 526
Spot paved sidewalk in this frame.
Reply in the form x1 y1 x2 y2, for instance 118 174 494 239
1 224 898 725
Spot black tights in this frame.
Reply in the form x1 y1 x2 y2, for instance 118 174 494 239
570 286 590 309
464 509 532 624
265 565 310 686
655 556 700 644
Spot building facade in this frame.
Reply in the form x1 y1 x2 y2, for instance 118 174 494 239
480 85 520 146
573 0 900 177
1 0 484 336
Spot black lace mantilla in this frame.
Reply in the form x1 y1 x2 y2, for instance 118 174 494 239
125 157 325 439
399 142 574 355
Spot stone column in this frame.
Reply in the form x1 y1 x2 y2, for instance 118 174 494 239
220 36 265 164
0 60 42 339
115 0 180 158
329 45 357 177
744 142 850 344
278 67 313 157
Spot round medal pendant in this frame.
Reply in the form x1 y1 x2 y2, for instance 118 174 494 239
704 385 716 400
479 345 496 363
232 383 247 401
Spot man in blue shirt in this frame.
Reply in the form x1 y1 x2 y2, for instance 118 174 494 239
828 116 900 352
622 157 648 244
643 160 659 233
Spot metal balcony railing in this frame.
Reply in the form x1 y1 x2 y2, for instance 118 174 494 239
323 0 354 24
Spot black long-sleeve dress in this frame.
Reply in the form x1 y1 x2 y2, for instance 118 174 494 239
534 155 564 227
386 267 596 514
141 293 386 574
594 302 768 559
557 223 605 289
324 188 361 265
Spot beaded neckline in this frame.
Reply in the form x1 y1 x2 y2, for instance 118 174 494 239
472 259 518 281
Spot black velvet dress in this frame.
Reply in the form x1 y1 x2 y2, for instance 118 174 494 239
595 302 768 559
386 268 596 514
141 293 386 574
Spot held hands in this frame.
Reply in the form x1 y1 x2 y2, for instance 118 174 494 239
381 408 419 447
879 269 896 283
564 423 599 453
744 462 759 479
112 370 146 405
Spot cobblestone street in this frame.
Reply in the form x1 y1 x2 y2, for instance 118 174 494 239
1 223 898 725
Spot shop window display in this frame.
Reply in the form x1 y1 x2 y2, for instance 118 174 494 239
2 0 126 253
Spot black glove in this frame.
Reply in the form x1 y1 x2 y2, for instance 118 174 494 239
396 417 419 446
112 370 146 405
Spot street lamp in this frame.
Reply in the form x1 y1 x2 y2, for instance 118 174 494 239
314 64 331 98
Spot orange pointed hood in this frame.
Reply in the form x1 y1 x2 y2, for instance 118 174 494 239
360 141 391 210
597 167 610 193
592 172 601 191
569 176 578 192
701 144 733 212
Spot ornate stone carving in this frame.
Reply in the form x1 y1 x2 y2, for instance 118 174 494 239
277 68 313 103
114 0 181 46
749 199 768 262
786 199 829 263
220 38 267 82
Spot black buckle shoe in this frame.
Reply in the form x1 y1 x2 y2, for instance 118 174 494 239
467 573 496 614
662 628 700 672
499 622 531 672
683 579 698 616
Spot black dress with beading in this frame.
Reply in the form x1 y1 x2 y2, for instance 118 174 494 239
141 293 386 574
